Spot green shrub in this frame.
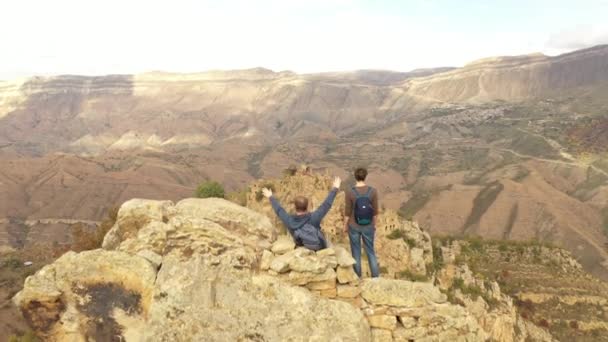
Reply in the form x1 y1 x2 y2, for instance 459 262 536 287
452 277 465 289
404 238 417 248
387 229 405 240
468 237 485 253
195 181 225 199
426 244 445 276
1 256 22 269
397 270 429 282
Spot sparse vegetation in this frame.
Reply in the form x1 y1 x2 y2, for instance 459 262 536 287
195 181 225 199
386 229 417 248
8 330 38 342
397 269 429 282
282 165 297 177
227 189 249 206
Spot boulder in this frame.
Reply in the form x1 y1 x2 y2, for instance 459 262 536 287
316 247 338 268
14 250 371 341
367 315 397 330
271 235 295 254
337 285 362 298
371 328 393 342
306 278 337 291
361 279 446 307
146 256 370 341
269 248 311 273
102 199 174 249
259 250 273 271
13 250 157 341
337 266 360 284
288 268 336 286
174 198 277 244
137 249 163 269
334 246 356 267
392 304 487 341
289 255 327 274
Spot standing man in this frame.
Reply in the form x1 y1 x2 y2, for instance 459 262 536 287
262 176 341 251
344 167 380 277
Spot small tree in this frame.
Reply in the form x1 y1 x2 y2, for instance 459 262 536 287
195 181 225 199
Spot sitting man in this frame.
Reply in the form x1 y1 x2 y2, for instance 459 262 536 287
262 176 341 251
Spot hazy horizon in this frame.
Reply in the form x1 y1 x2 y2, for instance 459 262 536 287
1 0 607 79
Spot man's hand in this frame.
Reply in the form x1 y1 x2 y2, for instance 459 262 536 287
332 176 341 189
262 188 273 198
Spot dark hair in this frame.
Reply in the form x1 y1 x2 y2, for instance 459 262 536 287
354 167 368 181
294 196 308 212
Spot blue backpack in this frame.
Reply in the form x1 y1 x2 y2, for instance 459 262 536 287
293 220 327 251
353 187 374 225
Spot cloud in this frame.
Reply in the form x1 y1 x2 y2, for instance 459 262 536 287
546 25 608 50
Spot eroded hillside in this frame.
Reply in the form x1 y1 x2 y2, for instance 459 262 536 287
1 45 607 283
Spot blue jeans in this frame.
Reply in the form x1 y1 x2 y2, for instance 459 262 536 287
348 225 380 278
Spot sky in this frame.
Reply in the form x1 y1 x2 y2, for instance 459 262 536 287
0 0 607 78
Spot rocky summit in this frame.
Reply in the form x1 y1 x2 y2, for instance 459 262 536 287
13 195 558 341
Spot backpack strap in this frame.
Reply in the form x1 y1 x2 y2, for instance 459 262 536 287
352 186 372 198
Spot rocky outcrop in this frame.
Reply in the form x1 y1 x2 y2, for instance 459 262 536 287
14 197 557 341
15 198 371 341
247 171 434 278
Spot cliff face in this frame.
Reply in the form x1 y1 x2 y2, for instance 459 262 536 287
406 45 608 102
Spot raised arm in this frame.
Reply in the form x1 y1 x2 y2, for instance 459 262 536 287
310 177 341 225
263 188 291 227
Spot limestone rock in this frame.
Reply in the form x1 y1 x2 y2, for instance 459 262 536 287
260 250 273 271
371 328 393 342
368 315 397 330
409 247 427 275
316 247 338 268
288 268 336 286
137 249 163 269
13 250 157 341
334 246 356 267
337 266 360 284
269 248 312 273
337 285 362 298
270 252 292 273
361 278 447 307
398 316 417 329
392 304 487 341
307 277 337 290
271 235 295 254
289 254 327 274
102 199 174 249
319 287 337 298
174 198 277 244
153 256 371 341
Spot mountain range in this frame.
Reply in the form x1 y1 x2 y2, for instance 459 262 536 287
1 45 607 279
